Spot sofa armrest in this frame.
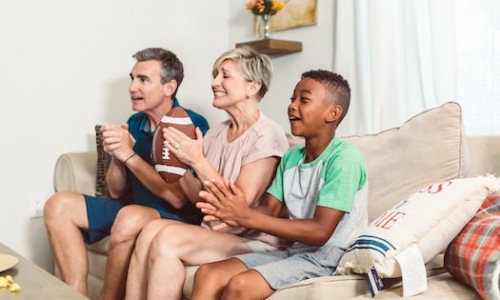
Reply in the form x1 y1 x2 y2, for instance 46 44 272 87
466 136 500 177
53 151 97 195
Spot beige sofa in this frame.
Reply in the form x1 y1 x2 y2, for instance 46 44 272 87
52 102 500 299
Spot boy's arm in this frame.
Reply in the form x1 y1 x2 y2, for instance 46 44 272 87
198 180 344 247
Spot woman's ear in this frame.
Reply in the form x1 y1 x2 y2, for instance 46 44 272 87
326 104 343 123
162 79 178 98
246 81 262 98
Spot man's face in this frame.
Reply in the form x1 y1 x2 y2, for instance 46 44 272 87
288 78 331 137
128 60 168 113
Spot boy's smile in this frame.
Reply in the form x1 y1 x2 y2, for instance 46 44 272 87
288 78 331 137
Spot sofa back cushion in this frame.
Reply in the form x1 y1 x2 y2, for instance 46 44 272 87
342 102 469 222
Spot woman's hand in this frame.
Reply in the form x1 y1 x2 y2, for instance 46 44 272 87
163 127 204 166
197 179 251 228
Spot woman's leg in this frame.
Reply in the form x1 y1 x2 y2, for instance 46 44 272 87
146 224 252 300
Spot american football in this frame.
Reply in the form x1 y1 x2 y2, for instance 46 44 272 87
152 107 196 183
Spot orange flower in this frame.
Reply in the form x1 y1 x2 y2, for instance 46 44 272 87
245 0 285 16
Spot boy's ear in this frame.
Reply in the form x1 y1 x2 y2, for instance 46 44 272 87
162 79 178 98
326 104 343 123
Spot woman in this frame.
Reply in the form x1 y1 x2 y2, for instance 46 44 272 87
125 46 289 300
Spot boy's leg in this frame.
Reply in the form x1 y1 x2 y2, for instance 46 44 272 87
223 269 274 300
192 258 248 300
146 223 253 300
43 192 91 295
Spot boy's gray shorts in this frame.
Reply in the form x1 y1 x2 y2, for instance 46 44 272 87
234 247 345 290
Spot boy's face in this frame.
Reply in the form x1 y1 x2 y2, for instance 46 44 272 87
288 78 333 137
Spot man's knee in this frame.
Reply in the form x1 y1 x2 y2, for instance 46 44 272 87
109 206 159 244
43 192 81 224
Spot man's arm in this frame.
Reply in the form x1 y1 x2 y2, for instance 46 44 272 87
102 123 187 208
106 157 128 199
198 180 344 247
121 154 188 208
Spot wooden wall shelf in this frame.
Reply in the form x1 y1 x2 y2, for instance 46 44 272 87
236 39 302 56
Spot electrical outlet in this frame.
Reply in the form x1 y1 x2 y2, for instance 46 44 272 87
30 192 47 218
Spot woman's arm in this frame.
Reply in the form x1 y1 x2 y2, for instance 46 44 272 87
165 127 280 206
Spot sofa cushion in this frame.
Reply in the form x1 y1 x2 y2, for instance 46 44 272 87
335 176 500 278
444 194 500 300
341 101 469 222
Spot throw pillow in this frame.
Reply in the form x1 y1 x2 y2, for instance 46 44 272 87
95 124 111 197
444 194 500 300
335 175 500 278
342 102 469 222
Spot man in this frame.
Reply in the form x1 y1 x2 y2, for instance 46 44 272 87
43 48 209 300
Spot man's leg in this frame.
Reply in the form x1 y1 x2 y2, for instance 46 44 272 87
192 258 248 300
98 205 161 300
126 219 179 300
43 192 90 295
146 223 253 300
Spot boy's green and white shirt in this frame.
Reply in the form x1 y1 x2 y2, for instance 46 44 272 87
267 136 368 251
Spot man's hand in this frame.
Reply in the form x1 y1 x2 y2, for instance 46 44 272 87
101 123 136 162
197 179 251 228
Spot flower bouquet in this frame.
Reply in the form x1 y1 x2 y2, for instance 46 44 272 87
245 0 285 38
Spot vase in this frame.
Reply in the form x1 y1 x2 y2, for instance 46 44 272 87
260 14 271 39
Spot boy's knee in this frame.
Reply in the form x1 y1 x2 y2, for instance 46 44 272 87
194 263 230 292
225 274 247 297
194 264 214 282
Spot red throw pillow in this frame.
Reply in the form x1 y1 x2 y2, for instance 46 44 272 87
444 194 500 300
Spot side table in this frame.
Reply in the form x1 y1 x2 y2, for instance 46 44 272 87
0 242 88 299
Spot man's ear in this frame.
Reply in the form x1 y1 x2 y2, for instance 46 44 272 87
326 104 343 123
162 79 178 98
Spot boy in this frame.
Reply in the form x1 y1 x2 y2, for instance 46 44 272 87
192 70 368 300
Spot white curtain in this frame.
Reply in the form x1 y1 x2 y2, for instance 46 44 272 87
332 0 457 136
455 0 500 135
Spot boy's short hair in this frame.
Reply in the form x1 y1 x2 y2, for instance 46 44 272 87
301 70 351 123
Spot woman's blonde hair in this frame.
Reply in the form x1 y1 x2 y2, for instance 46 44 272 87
212 46 273 100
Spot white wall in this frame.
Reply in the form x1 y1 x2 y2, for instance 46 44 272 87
229 0 335 133
0 0 335 271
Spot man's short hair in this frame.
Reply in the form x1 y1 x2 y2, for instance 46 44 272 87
133 48 184 97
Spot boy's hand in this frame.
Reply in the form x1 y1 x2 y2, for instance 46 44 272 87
197 179 250 228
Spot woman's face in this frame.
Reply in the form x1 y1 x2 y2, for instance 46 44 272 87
211 59 253 109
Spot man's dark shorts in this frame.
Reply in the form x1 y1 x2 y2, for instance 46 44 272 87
83 195 194 244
